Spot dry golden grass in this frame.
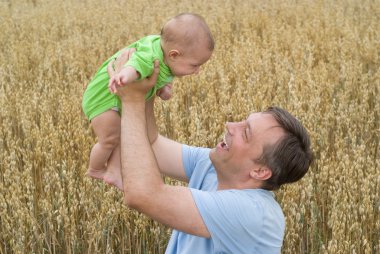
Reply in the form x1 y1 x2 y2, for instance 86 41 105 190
0 0 379 253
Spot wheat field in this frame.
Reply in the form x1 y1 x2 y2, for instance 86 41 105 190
0 0 379 253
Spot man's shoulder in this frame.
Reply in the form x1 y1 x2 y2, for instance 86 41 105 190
191 188 285 252
241 189 283 211
215 189 284 221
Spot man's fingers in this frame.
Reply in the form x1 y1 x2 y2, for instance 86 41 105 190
147 60 160 84
113 48 136 72
156 83 173 100
153 59 159 70
128 48 136 59
118 51 129 63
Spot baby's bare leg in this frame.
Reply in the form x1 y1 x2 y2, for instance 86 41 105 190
87 110 120 181
103 143 122 190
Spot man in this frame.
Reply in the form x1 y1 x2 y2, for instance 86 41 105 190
113 50 313 253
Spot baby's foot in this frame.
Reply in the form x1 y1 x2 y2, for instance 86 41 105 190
103 170 123 191
87 168 106 180
156 84 172 100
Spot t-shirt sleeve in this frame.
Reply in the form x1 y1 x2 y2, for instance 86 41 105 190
182 144 211 180
190 189 264 253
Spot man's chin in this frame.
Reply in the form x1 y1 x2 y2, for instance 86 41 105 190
209 148 216 161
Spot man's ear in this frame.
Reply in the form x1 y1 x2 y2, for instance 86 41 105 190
168 49 180 60
250 167 272 181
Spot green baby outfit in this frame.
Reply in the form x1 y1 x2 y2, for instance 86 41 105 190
82 35 173 121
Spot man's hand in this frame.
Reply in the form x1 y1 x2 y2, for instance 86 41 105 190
112 49 136 72
156 84 173 100
115 60 160 101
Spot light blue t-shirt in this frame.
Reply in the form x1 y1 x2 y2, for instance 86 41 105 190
165 145 285 254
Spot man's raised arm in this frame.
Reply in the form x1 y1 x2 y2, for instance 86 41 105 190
113 49 188 182
116 61 210 237
145 97 188 182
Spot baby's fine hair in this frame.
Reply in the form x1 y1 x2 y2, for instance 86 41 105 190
161 13 214 51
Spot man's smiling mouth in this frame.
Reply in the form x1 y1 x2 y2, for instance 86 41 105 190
221 134 229 151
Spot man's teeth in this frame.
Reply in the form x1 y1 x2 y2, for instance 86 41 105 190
222 135 229 150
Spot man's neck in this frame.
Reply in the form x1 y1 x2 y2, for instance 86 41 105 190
216 177 263 191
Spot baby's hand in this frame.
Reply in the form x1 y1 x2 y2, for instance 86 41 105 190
108 74 119 94
107 48 137 94
116 68 132 86
156 84 173 100
108 71 128 93
109 66 138 93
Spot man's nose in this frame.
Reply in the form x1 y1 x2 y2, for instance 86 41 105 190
193 67 200 74
226 121 244 133
225 122 237 134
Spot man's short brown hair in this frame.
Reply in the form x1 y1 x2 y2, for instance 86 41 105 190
256 106 314 190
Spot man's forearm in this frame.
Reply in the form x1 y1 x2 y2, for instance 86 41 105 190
145 97 159 144
120 96 163 204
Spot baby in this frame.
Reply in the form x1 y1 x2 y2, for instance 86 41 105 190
82 13 214 190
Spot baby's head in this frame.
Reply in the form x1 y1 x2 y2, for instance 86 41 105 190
160 13 214 77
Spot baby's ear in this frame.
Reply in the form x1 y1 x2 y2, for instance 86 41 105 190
168 49 180 59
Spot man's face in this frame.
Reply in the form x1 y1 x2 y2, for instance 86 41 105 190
210 112 285 180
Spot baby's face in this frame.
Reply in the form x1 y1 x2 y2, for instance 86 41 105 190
168 46 213 77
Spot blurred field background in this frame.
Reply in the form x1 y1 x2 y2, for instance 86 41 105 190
0 0 379 253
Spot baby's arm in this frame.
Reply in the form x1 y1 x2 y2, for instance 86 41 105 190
109 66 140 93
108 49 140 93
